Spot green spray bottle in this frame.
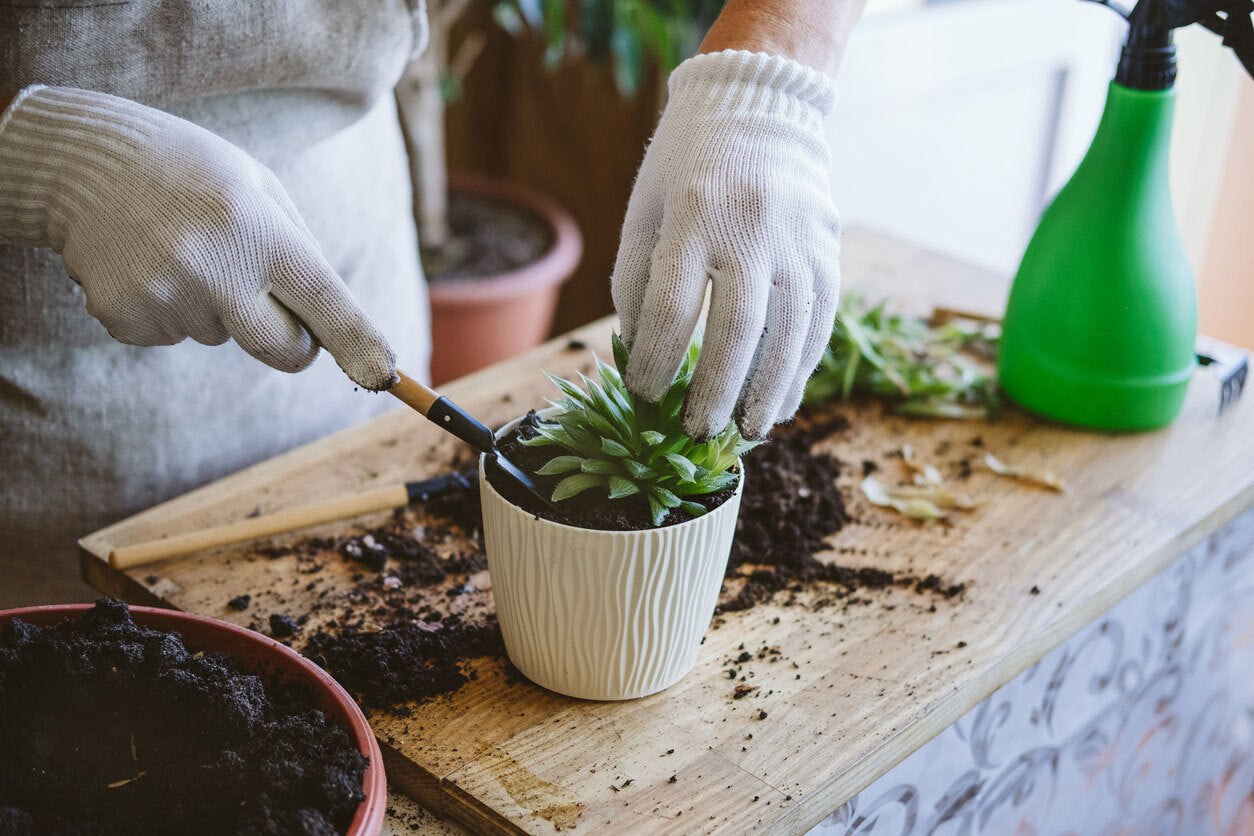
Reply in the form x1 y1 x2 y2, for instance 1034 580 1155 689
998 0 1254 431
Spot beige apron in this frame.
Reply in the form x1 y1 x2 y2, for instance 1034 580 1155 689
0 1 431 606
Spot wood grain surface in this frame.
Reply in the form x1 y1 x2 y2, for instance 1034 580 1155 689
79 230 1254 834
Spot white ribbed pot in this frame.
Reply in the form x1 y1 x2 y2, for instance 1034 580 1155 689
480 416 744 701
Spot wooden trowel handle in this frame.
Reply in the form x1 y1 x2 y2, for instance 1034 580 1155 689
389 370 441 413
389 370 496 453
108 484 409 569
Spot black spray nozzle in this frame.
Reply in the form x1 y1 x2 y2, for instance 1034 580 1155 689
1083 0 1254 89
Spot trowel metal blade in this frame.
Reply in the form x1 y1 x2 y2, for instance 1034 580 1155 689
491 451 557 511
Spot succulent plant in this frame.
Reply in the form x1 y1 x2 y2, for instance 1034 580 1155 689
525 334 757 526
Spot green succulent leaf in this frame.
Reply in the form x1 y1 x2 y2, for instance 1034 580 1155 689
664 453 698 482
611 333 631 375
535 455 583 475
647 496 668 527
608 476 640 499
601 437 633 457
623 459 655 480
648 485 682 509
524 334 748 523
678 500 708 517
547 374 588 405
551 473 606 502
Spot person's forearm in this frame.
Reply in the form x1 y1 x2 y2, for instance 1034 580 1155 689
699 0 866 76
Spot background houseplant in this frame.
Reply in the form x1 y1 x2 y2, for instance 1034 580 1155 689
396 0 724 382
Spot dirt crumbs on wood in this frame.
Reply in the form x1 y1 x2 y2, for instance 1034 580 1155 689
245 485 506 714
253 405 964 714
721 407 965 612
305 619 502 715
0 599 366 835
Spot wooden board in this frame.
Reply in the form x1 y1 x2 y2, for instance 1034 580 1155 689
79 230 1254 835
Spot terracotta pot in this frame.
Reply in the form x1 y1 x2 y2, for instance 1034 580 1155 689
478 413 744 701
426 172 582 385
0 604 386 836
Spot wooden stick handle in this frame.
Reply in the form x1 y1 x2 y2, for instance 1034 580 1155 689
108 484 410 570
388 370 496 453
389 370 440 415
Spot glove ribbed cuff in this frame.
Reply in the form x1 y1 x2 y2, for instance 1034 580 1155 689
668 50 839 127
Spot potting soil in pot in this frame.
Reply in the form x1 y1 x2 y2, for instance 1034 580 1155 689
485 410 737 530
419 191 553 282
0 599 367 836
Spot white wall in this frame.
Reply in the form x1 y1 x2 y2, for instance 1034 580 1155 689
827 0 1125 276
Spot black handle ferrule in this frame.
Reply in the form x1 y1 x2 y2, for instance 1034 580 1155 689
404 470 476 504
426 397 496 453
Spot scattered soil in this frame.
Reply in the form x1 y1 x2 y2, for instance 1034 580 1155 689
719 408 965 612
305 620 503 714
239 502 502 712
420 191 553 282
247 404 964 715
0 599 367 835
485 410 735 531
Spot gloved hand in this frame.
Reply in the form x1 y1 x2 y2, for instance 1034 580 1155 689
0 85 397 391
611 50 841 440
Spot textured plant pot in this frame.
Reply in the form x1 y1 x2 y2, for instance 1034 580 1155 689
0 604 386 836
427 172 582 385
479 416 744 700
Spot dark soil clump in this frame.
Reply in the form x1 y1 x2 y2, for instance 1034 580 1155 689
720 408 966 612
305 619 504 713
0 599 366 835
486 410 735 531
269 613 300 638
420 191 553 282
720 411 854 611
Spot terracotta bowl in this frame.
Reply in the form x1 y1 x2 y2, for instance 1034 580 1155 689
0 604 385 836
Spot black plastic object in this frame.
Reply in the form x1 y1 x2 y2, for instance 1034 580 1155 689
1084 0 1254 89
1197 348 1250 414
426 396 496 452
422 397 555 509
404 470 476 504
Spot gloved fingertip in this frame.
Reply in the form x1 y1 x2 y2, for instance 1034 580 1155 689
340 343 398 392
732 405 772 443
779 391 806 424
680 397 726 444
351 367 399 392
625 356 673 404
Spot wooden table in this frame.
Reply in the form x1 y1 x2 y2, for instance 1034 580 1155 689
80 230 1254 835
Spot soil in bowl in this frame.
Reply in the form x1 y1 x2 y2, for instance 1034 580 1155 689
485 410 737 531
0 599 367 835
419 191 553 282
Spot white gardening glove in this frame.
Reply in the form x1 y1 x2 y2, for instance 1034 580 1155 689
612 50 841 440
0 86 398 390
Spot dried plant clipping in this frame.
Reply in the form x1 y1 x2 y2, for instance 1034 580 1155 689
984 453 1067 493
901 444 944 486
862 444 977 522
861 475 978 521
